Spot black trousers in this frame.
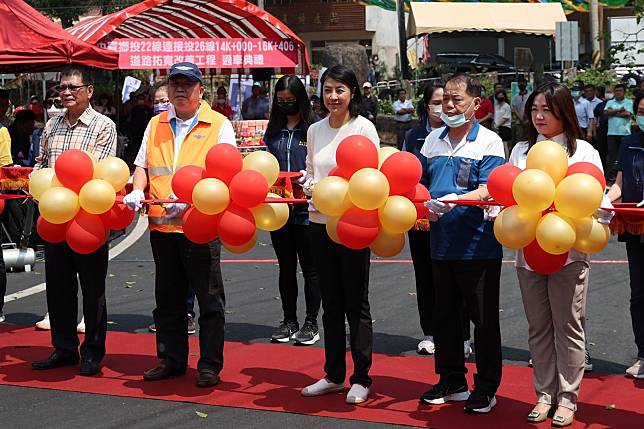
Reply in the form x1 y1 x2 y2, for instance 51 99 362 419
626 241 644 358
606 135 623 183
433 259 502 395
270 223 320 324
44 242 108 362
0 246 5 313
150 231 225 373
408 230 471 340
310 222 373 387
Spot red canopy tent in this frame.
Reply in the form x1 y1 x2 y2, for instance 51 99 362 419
0 0 118 71
66 0 309 74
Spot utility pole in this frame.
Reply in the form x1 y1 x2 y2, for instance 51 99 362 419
397 0 411 80
590 0 601 66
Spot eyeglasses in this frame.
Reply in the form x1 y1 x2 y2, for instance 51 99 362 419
58 84 90 93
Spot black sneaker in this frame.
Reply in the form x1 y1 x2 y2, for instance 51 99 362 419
187 314 196 335
584 349 593 372
464 390 497 413
271 320 299 343
420 380 470 405
293 321 320 345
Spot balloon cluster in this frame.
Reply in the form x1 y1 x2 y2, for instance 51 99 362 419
488 140 609 274
173 145 289 253
312 136 427 257
29 150 133 254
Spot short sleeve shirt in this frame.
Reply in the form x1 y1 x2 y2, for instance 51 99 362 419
605 98 634 136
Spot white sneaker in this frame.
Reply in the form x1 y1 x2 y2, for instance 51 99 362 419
417 335 435 355
301 378 344 397
0 312 5 323
626 358 644 379
35 313 50 330
77 317 85 334
346 383 369 404
464 340 472 359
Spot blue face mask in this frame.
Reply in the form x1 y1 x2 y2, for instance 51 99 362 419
637 115 644 132
440 100 475 128
154 101 171 114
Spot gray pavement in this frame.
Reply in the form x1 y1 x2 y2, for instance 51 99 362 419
0 223 638 428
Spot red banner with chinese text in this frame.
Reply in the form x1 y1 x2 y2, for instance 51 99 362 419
108 38 299 70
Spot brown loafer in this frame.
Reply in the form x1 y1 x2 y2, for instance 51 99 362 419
143 362 185 381
196 368 220 388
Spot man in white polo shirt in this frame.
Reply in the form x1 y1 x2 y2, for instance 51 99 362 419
419 74 506 414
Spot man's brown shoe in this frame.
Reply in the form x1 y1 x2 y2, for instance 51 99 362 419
196 369 220 388
143 362 185 381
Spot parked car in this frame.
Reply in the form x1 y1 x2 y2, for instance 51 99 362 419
435 53 516 73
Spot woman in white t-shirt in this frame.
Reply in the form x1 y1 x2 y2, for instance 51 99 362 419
299 65 380 405
508 82 609 427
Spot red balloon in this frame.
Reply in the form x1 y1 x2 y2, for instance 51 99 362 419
54 149 94 193
229 170 269 208
218 203 256 246
182 207 220 244
336 207 380 249
0 198 4 215
403 183 431 219
171 166 206 203
205 143 243 184
37 216 68 243
65 210 107 254
100 203 135 230
335 135 378 177
523 240 568 275
328 166 350 179
566 162 606 190
380 151 422 195
488 164 522 206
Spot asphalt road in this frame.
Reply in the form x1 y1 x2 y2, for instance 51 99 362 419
0 219 638 428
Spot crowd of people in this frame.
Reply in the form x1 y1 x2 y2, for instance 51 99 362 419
0 61 643 427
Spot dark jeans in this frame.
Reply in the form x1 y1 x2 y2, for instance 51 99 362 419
270 223 320 324
0 247 5 313
606 135 624 183
626 241 644 358
408 230 470 340
433 259 503 395
310 222 373 387
44 242 108 362
150 231 225 373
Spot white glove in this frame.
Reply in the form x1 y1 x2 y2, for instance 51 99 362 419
484 205 502 221
596 195 615 225
297 169 309 184
426 193 458 215
638 190 644 207
302 177 317 197
123 189 145 211
164 194 189 218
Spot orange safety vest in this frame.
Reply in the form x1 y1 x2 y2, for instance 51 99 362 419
147 103 227 233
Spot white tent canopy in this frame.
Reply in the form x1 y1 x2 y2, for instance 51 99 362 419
407 3 567 37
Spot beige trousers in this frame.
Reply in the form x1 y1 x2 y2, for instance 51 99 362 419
517 262 589 411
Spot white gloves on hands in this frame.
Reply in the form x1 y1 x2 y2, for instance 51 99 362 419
297 170 309 184
425 193 458 216
596 195 615 225
123 189 145 211
302 178 318 197
483 205 502 221
164 194 189 218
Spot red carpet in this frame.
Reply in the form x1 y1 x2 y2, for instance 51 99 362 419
0 324 641 428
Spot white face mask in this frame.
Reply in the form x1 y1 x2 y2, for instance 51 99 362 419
429 105 442 115
605 93 614 100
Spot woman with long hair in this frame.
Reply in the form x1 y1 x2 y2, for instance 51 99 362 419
263 75 321 346
508 82 606 427
300 65 379 404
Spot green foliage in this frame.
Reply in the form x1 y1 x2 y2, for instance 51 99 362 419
477 74 496 98
379 98 393 115
568 68 619 89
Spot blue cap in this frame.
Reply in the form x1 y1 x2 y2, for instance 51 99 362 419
168 62 203 84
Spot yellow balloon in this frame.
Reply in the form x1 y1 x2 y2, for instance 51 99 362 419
378 195 417 234
79 179 116 215
573 217 610 254
242 150 280 186
536 212 576 255
326 216 341 244
223 231 257 254
554 173 603 219
493 205 542 249
39 187 80 224
370 229 405 258
251 193 289 231
29 168 56 201
378 146 399 168
95 157 130 191
526 140 569 184
192 178 230 215
312 176 352 216
51 175 63 187
512 169 556 213
348 168 390 210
